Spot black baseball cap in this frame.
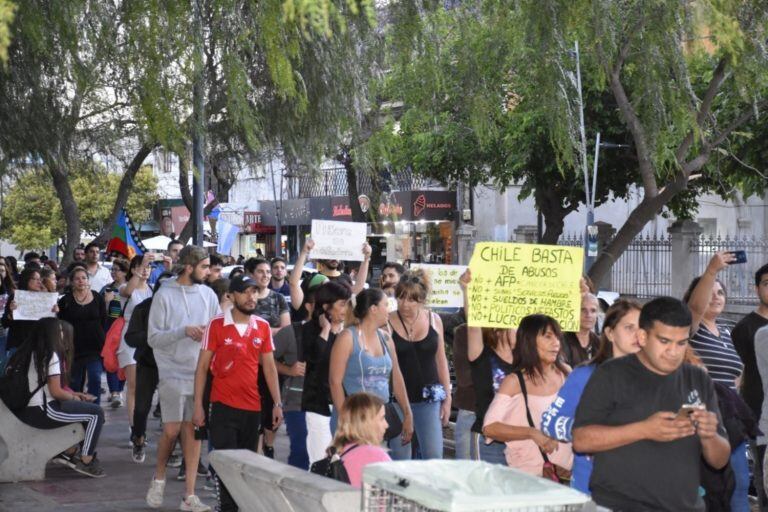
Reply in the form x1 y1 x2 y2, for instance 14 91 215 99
229 275 258 293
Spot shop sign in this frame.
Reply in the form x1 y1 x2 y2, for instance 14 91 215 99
243 211 276 234
411 191 456 221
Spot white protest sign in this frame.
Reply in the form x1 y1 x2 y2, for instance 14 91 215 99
14 290 59 321
411 264 467 309
311 220 367 261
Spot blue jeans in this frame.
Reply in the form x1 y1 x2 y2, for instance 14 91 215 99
388 401 443 460
730 441 750 512
71 358 104 405
106 371 124 393
285 411 309 470
454 409 475 460
470 432 507 464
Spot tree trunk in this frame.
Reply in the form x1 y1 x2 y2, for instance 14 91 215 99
337 146 366 223
93 144 153 246
49 165 81 266
535 188 573 245
587 194 668 284
177 157 234 245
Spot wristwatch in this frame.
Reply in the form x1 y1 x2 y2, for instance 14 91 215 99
273 402 283 409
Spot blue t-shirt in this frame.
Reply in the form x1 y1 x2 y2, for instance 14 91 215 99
540 364 595 495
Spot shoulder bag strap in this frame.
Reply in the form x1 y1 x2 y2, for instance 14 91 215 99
516 371 552 464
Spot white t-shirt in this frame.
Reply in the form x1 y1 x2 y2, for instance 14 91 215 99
27 352 60 407
88 265 112 294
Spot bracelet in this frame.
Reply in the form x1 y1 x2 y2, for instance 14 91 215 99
273 403 283 408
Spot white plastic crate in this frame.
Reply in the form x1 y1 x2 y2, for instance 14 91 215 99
362 460 596 512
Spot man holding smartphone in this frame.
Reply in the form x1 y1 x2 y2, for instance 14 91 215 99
573 297 730 511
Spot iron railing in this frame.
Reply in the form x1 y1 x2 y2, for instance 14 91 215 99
295 166 436 198
692 235 768 305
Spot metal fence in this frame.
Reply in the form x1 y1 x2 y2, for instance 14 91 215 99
296 166 435 198
692 235 768 305
558 232 672 298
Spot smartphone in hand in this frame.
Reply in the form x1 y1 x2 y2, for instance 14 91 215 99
728 250 747 264
676 404 704 422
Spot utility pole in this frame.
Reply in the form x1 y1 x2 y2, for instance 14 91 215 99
191 0 205 246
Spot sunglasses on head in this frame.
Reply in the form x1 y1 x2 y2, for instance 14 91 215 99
402 275 421 285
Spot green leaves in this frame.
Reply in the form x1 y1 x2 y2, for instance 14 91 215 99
0 0 14 64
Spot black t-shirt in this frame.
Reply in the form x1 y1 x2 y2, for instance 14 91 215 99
57 291 107 363
574 354 725 512
254 290 289 328
732 312 768 418
562 331 600 368
300 318 335 416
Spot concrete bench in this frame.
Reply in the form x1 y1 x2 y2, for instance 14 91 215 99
209 449 362 512
0 400 84 482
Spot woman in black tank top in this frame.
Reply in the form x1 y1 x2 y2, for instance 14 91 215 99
388 269 451 460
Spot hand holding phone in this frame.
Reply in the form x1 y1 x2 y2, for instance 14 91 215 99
728 250 747 265
676 404 704 422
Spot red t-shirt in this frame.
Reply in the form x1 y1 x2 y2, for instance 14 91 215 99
202 310 274 412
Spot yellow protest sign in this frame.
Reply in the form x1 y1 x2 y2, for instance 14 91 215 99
467 242 584 331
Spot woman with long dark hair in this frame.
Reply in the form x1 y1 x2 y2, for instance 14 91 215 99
101 258 129 406
328 288 413 441
57 266 107 404
2 267 56 359
540 300 641 493
483 314 572 475
13 317 106 478
301 281 352 464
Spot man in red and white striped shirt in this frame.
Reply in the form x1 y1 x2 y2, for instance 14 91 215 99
193 275 282 512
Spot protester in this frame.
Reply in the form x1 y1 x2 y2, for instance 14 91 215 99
12 318 106 477
228 267 244 280
23 251 42 269
573 297 730 511
329 288 413 440
83 242 111 293
40 267 57 293
732 262 768 508
57 267 107 404
326 392 391 488
244 257 290 457
125 272 174 464
684 251 750 511
116 254 154 442
540 299 641 493
206 254 224 284
193 275 283 512
455 270 516 464
101 258 129 406
290 239 370 306
3 268 54 359
145 246 219 512
301 281 352 464
380 262 405 298
73 247 86 263
0 257 14 368
269 257 291 300
149 239 183 285
387 269 451 460
561 293 600 367
482 314 571 475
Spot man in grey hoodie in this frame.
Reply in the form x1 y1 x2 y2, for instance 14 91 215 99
146 246 220 512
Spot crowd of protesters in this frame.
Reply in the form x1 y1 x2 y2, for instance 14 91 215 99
2 238 768 512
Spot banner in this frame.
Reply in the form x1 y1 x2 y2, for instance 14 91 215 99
310 220 367 261
411 264 467 309
467 242 583 331
217 219 240 255
14 290 59 321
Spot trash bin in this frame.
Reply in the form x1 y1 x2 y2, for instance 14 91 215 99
362 460 597 511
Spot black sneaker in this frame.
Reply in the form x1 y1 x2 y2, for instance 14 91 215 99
132 438 146 464
72 454 106 478
177 461 186 481
196 461 207 477
262 445 275 459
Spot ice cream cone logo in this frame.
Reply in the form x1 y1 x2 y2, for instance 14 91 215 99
413 194 426 216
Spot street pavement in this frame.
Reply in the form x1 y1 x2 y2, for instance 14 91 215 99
0 392 290 511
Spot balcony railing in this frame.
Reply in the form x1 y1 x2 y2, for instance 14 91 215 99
292 166 438 198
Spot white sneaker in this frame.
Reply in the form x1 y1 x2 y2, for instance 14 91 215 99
180 494 211 512
110 393 123 408
146 478 166 509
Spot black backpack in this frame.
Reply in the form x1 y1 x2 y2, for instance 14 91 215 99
0 343 43 412
309 445 360 484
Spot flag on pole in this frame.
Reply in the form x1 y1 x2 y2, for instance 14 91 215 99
106 209 147 259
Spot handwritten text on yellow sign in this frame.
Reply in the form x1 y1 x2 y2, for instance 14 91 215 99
467 243 584 331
